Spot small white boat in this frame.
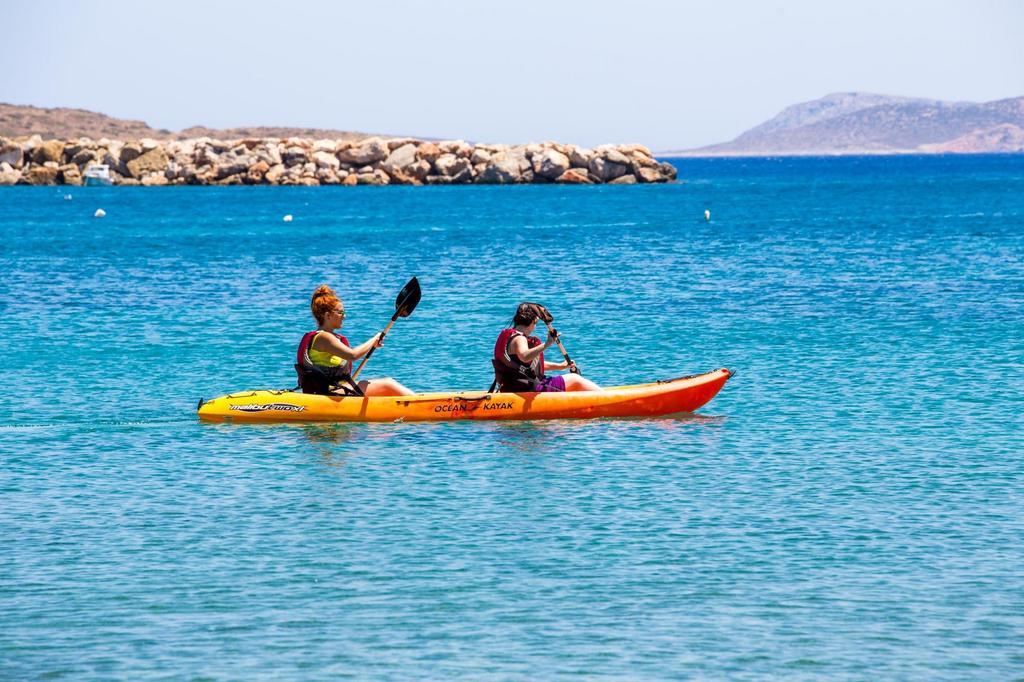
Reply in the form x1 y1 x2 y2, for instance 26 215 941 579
83 164 113 186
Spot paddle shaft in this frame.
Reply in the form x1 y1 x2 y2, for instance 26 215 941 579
540 320 580 374
351 317 397 380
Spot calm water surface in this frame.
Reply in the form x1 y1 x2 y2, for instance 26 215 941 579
2 155 1023 679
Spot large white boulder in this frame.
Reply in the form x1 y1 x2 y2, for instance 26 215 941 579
568 145 592 168
0 162 21 185
470 148 491 165
435 153 471 177
533 149 570 180
382 143 417 172
603 148 631 166
0 140 24 168
588 156 627 182
480 151 530 184
338 137 389 165
312 150 340 169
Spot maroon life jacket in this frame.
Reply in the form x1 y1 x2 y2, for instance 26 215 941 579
295 331 357 395
491 328 544 392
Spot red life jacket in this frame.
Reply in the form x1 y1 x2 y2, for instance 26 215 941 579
295 330 359 395
491 328 544 392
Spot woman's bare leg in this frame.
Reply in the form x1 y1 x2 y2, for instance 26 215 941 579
563 374 601 391
358 377 415 396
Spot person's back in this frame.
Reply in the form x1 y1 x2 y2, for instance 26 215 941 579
295 329 355 394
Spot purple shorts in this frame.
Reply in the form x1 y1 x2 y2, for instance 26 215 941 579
533 375 566 393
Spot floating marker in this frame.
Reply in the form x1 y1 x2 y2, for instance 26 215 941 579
704 209 711 221
64 194 73 201
94 208 106 218
283 214 293 222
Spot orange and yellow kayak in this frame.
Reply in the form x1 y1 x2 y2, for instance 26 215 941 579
197 368 731 423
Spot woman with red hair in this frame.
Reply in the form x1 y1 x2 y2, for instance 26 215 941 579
296 284 414 396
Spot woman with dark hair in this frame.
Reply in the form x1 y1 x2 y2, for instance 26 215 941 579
295 284 414 396
491 303 601 393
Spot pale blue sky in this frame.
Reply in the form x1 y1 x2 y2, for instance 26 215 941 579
3 0 1021 149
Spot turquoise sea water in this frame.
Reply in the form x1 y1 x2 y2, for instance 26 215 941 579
2 155 1023 679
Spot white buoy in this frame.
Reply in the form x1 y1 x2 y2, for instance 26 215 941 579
94 208 106 218
283 214 293 222
63 194 73 201
704 209 711 221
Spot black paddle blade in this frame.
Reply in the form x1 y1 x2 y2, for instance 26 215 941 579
394 276 421 318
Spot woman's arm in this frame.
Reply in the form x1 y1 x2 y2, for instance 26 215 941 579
312 332 382 361
353 333 384 358
509 332 555 364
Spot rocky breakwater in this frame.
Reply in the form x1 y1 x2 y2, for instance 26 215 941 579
0 135 677 186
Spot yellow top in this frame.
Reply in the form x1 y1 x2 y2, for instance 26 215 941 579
308 332 346 368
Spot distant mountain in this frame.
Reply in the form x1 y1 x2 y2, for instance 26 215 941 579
668 92 1024 156
0 103 375 141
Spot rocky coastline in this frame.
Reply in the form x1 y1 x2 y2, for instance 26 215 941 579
0 135 677 186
